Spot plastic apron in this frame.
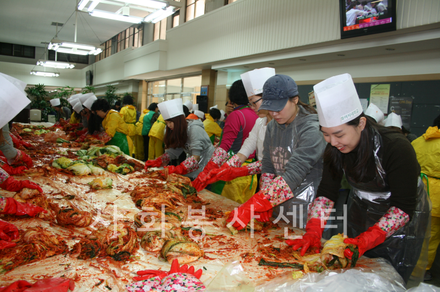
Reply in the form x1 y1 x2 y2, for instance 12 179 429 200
345 128 431 283
268 122 323 230
107 131 130 156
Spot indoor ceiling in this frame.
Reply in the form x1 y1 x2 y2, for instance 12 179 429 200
0 0 172 51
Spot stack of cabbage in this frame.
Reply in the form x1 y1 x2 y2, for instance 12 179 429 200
52 157 104 176
76 145 122 160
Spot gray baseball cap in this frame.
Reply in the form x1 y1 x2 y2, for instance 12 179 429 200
260 74 299 112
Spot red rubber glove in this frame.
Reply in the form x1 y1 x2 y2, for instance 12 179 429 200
286 218 324 256
145 157 164 170
0 220 19 250
343 225 387 259
192 161 221 191
226 191 273 230
166 164 188 175
0 177 43 193
206 165 250 184
134 259 203 281
12 150 33 168
0 278 74 292
0 162 27 175
2 197 47 217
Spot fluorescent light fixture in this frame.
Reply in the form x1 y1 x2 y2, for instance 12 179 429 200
89 9 143 23
87 0 100 12
37 60 75 69
77 0 89 10
143 6 175 23
123 0 167 9
48 42 103 55
30 71 59 77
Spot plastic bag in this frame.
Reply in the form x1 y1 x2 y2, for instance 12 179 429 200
205 260 255 292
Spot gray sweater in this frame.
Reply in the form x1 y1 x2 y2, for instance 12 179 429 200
261 105 326 194
166 119 215 180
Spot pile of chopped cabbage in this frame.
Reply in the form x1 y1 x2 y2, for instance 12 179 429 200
107 163 134 175
52 157 105 176
77 145 123 159
88 178 113 189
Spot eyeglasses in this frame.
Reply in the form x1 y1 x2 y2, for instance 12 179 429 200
248 98 262 108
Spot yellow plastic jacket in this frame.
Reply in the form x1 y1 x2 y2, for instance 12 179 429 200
102 110 133 154
120 105 137 124
203 114 222 139
148 114 166 141
135 109 149 136
69 112 81 124
412 126 440 217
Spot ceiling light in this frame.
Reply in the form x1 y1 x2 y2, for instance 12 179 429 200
30 71 59 77
48 41 103 55
89 9 144 23
87 0 100 12
37 60 75 69
77 0 89 10
144 6 175 23
122 0 167 9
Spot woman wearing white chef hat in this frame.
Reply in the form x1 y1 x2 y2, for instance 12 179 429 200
384 112 403 131
69 101 84 124
49 98 71 123
0 73 46 224
289 73 430 283
144 98 214 180
194 68 276 192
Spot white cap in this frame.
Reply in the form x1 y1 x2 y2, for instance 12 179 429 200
50 98 61 107
314 73 362 127
79 93 95 104
0 73 30 129
219 109 225 122
384 112 402 129
83 95 97 110
364 103 384 124
183 100 193 111
68 93 82 102
241 67 276 97
158 98 184 120
194 110 204 119
210 105 218 110
192 104 199 112
73 101 84 114
69 97 79 106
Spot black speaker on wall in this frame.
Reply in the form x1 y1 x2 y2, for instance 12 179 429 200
86 70 93 86
196 95 208 113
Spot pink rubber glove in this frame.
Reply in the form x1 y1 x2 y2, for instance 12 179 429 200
226 191 273 230
192 161 220 191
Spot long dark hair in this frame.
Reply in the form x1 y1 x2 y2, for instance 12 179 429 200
163 115 188 149
88 113 103 134
297 97 317 114
324 113 384 182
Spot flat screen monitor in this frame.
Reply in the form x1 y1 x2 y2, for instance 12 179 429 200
340 0 396 39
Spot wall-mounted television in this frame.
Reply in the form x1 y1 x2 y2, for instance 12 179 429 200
86 70 93 86
340 0 396 39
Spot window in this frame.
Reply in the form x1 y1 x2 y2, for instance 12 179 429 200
95 25 143 62
172 11 180 28
48 50 88 64
0 42 35 59
153 18 167 41
186 0 205 22
145 76 201 106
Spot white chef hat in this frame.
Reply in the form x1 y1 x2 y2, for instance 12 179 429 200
50 98 61 107
364 103 384 124
68 93 82 102
0 73 30 129
83 95 97 110
219 109 225 122
158 98 184 120
192 104 199 112
73 101 84 114
314 73 362 127
384 112 402 129
79 93 95 104
241 67 276 97
69 97 79 106
194 110 205 119
210 105 218 110
183 100 193 111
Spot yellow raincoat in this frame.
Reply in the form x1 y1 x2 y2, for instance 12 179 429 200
203 114 222 144
148 114 165 159
102 110 134 156
69 112 81 124
132 109 150 161
412 126 440 270
120 105 138 158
